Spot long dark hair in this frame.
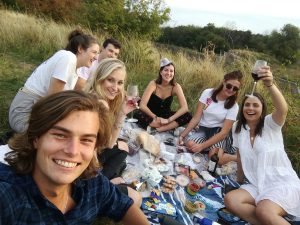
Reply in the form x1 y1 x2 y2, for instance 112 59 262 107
211 70 243 109
65 28 98 54
6 90 111 179
235 92 267 136
155 62 176 86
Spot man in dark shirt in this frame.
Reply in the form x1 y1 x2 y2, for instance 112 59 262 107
0 90 149 225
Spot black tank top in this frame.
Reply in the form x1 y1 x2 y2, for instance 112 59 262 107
147 84 174 118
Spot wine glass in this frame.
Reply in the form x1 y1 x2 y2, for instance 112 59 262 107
247 60 268 97
126 84 139 123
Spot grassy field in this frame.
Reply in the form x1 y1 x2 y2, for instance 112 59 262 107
0 9 299 224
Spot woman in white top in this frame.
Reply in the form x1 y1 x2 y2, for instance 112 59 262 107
224 66 300 224
9 29 99 133
179 71 243 165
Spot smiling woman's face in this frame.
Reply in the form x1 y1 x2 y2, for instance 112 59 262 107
101 68 125 100
243 96 263 123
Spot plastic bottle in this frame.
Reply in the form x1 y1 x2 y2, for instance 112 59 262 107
207 152 219 176
193 214 221 225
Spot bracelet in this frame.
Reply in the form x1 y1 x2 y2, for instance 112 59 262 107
265 83 273 87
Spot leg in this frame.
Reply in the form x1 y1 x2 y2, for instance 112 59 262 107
256 200 289 225
127 186 142 207
156 121 179 132
117 140 129 153
224 188 263 225
100 145 128 179
115 182 142 207
208 148 237 165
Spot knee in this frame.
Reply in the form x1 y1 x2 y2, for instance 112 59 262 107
128 187 142 207
255 206 272 224
118 141 129 153
185 140 195 148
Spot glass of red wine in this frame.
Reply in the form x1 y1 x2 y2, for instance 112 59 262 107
248 60 267 96
126 84 139 122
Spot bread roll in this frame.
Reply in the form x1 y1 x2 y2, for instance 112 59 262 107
136 131 160 156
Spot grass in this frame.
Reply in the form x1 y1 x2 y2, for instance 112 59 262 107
0 9 299 224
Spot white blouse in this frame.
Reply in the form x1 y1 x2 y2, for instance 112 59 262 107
232 115 300 217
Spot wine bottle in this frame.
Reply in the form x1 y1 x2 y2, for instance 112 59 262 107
193 214 221 225
207 153 219 176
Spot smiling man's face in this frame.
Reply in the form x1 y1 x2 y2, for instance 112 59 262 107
32 110 99 188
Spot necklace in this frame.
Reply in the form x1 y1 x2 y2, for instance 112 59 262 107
62 194 69 214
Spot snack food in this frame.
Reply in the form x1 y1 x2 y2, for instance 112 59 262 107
161 176 177 193
194 201 206 211
186 182 200 196
137 131 160 156
184 200 198 213
176 174 189 187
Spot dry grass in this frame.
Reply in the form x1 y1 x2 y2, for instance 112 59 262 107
0 8 299 170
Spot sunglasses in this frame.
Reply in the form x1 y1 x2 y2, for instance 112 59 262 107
225 83 239 92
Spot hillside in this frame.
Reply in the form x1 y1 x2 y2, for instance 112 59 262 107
0 9 299 173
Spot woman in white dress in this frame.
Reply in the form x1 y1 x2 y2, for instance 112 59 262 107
224 65 300 224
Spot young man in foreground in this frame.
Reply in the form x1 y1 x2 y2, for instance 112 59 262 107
0 90 149 225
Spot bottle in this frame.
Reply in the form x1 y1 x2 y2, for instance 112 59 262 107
157 214 184 225
207 153 219 176
193 214 221 225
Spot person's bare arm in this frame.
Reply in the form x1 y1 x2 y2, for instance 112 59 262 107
139 81 157 120
259 66 288 126
47 78 65 95
121 204 150 225
189 119 234 152
166 84 189 123
74 77 86 90
236 150 245 184
179 101 203 143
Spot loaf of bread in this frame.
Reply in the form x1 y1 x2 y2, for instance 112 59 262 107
136 131 160 156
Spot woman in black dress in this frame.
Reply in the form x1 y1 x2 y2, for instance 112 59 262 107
134 58 192 132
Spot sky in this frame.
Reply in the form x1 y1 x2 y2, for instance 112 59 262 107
164 0 300 34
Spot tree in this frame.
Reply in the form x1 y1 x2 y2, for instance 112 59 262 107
79 0 170 39
15 0 81 22
268 24 300 64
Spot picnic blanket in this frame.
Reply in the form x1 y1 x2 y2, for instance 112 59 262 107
142 175 247 225
121 122 300 225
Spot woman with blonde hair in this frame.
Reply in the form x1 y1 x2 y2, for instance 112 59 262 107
84 58 141 205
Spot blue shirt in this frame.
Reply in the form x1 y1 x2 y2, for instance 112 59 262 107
0 163 133 225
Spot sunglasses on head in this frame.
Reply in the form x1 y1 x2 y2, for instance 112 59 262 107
225 83 239 92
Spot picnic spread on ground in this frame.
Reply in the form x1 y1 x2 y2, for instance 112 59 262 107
119 121 246 225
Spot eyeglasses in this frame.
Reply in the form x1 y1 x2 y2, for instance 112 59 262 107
225 83 239 92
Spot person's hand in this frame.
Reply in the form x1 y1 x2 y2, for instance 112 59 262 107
178 136 185 145
258 66 273 87
157 117 164 125
188 143 205 153
122 96 139 115
160 118 169 125
110 177 125 185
